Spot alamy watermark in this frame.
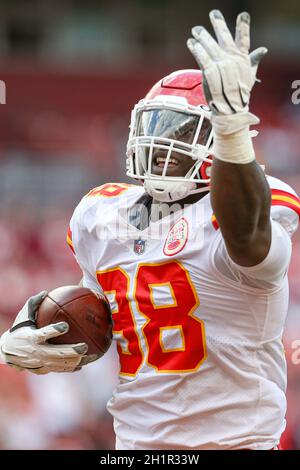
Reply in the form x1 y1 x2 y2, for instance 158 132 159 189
291 339 300 365
0 80 6 104
291 80 300 105
92 198 205 248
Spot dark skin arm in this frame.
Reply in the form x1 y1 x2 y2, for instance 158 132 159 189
210 159 271 266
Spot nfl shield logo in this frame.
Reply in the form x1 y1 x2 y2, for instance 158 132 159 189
134 239 146 255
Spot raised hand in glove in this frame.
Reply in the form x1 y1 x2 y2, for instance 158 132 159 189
187 10 267 137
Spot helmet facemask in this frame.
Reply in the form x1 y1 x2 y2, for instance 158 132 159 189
126 96 213 202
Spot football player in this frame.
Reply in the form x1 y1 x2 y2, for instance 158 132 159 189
1 10 299 450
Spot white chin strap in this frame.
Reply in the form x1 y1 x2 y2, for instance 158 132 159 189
143 178 196 202
143 175 209 202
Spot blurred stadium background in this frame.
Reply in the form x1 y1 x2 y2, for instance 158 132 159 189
0 0 299 450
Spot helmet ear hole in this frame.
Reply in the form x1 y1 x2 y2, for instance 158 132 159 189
199 156 213 181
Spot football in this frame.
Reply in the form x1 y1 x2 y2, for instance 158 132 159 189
36 285 113 357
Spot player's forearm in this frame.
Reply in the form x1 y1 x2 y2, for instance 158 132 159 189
210 155 271 264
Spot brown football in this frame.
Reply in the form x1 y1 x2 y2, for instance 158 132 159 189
36 286 113 356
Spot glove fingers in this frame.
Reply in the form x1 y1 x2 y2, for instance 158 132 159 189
79 353 101 366
6 355 82 373
187 39 221 107
235 12 250 54
42 342 88 358
29 359 81 374
27 291 48 320
4 354 49 369
34 322 70 343
249 47 268 74
3 352 33 362
187 38 213 70
209 9 236 52
216 61 243 111
191 26 225 60
28 368 49 375
6 362 25 372
53 356 82 371
10 291 48 329
46 356 82 372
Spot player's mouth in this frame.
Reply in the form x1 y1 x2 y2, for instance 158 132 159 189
151 153 182 176
154 156 179 168
151 150 192 177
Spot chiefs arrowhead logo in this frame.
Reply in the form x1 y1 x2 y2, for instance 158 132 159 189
163 217 189 256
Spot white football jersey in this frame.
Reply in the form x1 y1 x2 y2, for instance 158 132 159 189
67 177 299 450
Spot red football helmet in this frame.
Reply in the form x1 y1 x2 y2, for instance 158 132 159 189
126 69 213 202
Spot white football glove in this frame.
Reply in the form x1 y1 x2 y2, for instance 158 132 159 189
0 291 91 374
187 10 268 135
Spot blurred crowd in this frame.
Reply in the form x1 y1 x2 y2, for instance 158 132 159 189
0 0 299 451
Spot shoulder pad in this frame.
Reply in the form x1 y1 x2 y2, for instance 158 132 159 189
84 183 139 199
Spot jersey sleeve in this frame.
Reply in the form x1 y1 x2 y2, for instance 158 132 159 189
212 177 299 287
66 199 103 295
214 219 292 286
